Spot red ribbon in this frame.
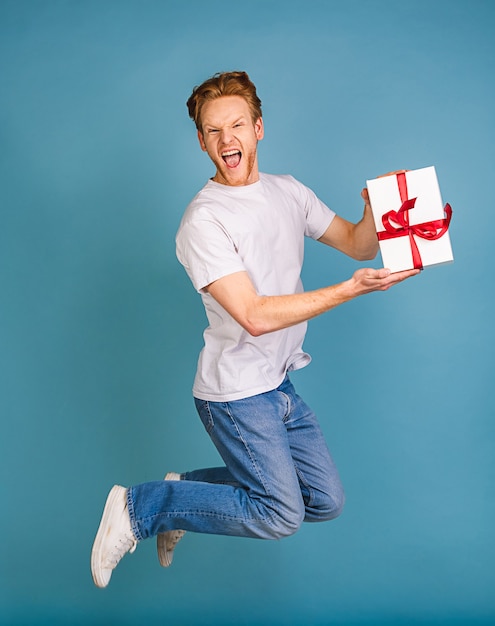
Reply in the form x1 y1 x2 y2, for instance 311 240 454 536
377 172 452 270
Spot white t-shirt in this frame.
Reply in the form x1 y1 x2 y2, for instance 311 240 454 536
175 172 336 401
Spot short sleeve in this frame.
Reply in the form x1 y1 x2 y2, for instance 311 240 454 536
176 218 247 292
300 182 336 240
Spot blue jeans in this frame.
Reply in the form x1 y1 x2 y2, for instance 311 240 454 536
128 376 344 541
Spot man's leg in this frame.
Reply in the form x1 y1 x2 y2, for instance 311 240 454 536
151 377 345 542
129 385 307 541
92 376 346 586
155 376 345 567
92 378 313 586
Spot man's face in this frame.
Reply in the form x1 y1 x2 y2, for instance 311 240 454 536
198 95 264 187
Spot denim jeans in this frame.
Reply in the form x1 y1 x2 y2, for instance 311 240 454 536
128 376 344 541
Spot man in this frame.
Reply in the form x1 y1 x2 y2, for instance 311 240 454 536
91 71 418 588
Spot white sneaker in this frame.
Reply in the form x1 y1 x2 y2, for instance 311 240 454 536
91 485 137 588
156 473 186 567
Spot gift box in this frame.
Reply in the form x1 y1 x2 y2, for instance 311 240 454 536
366 166 453 273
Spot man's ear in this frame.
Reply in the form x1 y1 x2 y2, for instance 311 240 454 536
255 117 264 141
197 129 207 152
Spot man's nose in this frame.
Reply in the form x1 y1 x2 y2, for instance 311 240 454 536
220 128 233 143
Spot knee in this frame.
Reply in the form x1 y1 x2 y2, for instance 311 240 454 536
308 485 346 522
264 502 305 539
324 488 346 520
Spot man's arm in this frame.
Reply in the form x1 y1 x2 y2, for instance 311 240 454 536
205 266 419 337
317 189 378 261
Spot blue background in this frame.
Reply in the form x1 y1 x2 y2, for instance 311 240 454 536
1 1 494 624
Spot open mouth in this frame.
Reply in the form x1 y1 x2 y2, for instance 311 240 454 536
222 149 242 168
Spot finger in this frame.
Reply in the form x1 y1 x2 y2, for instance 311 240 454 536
392 268 421 279
377 169 410 179
373 268 392 279
384 268 421 284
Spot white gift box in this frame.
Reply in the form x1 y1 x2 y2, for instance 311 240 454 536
366 166 453 273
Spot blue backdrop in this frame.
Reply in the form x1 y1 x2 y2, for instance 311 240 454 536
1 1 494 624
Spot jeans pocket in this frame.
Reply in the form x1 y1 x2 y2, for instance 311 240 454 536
194 398 215 434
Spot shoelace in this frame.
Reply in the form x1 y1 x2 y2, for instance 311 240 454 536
104 533 137 568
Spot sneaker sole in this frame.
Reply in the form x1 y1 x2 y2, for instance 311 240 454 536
91 485 124 588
